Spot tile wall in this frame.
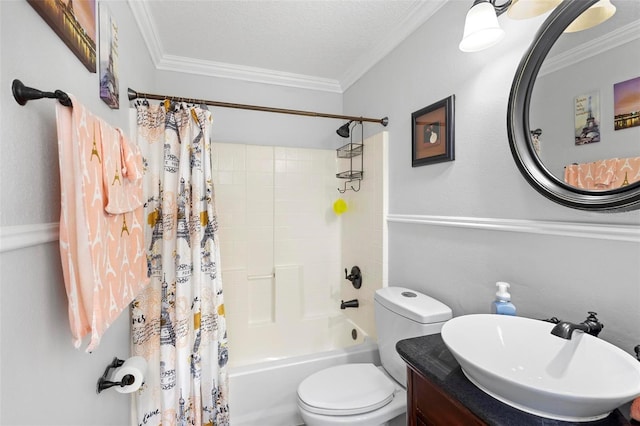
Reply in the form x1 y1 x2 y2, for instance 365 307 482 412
339 131 389 339
213 143 342 366
212 133 388 366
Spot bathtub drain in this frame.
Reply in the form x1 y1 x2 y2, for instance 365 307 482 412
351 328 358 340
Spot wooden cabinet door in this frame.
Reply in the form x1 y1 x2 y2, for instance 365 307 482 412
407 367 486 426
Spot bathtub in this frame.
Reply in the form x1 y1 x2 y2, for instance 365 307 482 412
228 324 380 426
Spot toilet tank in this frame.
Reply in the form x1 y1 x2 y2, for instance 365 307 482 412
374 287 452 387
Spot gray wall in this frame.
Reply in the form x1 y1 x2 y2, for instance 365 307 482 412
344 1 640 354
1 2 156 425
153 70 342 150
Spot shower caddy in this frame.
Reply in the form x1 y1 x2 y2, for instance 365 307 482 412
337 121 364 193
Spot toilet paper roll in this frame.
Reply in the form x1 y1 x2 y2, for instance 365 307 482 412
111 356 147 394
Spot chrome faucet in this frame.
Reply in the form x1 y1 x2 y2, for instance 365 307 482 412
551 312 604 339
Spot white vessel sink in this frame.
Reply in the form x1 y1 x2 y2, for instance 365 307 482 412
441 314 640 422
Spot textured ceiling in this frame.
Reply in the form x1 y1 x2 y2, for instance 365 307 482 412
130 0 449 92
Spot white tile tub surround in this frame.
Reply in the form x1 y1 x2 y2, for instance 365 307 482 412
212 143 344 367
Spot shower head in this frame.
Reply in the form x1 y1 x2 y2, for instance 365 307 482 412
336 121 353 138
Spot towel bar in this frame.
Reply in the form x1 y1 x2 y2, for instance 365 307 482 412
12 79 72 107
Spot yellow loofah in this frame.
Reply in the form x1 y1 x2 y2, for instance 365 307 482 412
333 198 347 215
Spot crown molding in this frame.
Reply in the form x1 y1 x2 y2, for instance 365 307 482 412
156 55 343 93
128 0 341 93
128 0 448 93
386 214 640 243
340 0 449 91
539 19 640 77
128 0 164 65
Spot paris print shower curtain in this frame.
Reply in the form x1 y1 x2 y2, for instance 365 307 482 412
132 101 229 425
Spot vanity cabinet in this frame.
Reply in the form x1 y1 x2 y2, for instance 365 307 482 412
407 365 486 426
399 335 631 426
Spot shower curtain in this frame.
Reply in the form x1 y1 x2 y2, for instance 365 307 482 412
132 101 230 426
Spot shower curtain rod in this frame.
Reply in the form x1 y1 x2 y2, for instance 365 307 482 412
11 79 388 126
127 88 389 126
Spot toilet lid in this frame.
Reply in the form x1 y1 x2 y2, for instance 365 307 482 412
297 363 395 416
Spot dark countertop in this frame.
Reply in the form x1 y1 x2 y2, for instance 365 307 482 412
396 334 634 426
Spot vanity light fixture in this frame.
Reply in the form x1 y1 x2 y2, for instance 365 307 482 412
563 0 616 32
459 0 510 53
459 0 615 52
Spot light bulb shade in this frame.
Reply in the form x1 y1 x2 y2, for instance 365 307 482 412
507 0 562 19
459 1 506 52
564 0 616 33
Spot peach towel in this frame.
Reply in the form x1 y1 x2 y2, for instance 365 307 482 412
631 397 640 421
56 96 149 352
615 156 640 187
564 164 580 188
103 128 144 214
593 158 618 189
565 157 640 189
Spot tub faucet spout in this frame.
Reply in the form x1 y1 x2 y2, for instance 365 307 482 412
340 299 359 309
551 312 603 339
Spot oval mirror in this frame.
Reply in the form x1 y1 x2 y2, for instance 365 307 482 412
508 0 640 211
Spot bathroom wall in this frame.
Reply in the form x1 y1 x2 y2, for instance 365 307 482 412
344 1 640 353
0 2 156 424
153 70 342 150
340 131 389 338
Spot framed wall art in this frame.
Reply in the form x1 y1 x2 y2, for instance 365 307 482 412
28 0 97 73
99 3 119 109
412 95 455 167
614 76 640 131
574 91 600 145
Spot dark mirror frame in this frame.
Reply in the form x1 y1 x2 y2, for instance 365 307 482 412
507 0 640 212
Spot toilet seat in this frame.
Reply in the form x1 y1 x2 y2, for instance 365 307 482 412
297 363 396 416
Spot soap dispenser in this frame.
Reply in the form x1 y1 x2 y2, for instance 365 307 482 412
491 282 516 316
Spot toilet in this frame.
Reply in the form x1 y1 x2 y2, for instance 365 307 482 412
297 286 452 426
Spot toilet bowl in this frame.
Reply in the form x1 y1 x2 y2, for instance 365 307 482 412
297 287 452 425
297 363 405 426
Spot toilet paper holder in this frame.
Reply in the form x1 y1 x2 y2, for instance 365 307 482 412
96 357 136 394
